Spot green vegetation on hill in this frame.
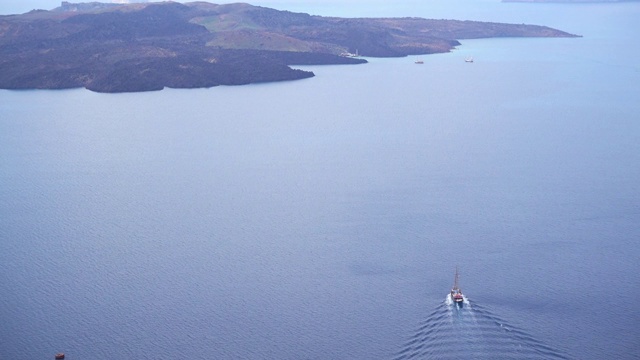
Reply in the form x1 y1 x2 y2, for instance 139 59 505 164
0 1 579 92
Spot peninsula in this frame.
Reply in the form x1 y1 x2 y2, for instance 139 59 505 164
0 1 579 93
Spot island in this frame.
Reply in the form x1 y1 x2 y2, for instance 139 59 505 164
0 1 580 93
504 0 638 2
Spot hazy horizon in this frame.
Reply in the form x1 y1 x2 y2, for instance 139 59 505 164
0 0 592 30
2 0 373 16
1 0 496 18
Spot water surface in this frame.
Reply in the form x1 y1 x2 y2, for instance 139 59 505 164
1 2 639 359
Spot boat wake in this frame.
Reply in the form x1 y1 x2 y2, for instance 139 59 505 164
392 297 570 360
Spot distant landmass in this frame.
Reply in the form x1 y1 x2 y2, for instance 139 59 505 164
0 1 579 93
504 0 638 2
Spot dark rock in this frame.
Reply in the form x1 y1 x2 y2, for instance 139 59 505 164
0 1 579 93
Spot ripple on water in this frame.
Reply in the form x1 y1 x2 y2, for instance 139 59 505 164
392 297 571 360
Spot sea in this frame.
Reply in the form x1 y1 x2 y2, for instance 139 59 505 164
1 1 639 359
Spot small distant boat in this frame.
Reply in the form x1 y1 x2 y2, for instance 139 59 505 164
450 267 464 307
55 354 65 360
415 58 424 64
465 57 474 63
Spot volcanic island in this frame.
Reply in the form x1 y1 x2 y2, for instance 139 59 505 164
0 1 580 92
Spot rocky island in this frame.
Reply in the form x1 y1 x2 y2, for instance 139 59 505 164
0 1 579 93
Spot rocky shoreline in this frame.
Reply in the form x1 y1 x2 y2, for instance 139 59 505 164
0 1 579 93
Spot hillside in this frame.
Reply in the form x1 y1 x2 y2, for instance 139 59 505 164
0 1 579 93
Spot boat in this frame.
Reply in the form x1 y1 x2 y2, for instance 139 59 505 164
450 267 464 307
465 57 474 63
55 354 65 360
415 58 424 64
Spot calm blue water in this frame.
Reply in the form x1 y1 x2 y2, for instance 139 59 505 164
1 2 640 359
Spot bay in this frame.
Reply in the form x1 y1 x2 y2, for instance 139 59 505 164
1 1 639 359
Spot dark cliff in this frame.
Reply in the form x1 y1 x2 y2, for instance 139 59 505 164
0 1 579 93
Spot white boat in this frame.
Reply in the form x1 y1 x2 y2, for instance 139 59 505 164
450 267 464 307
465 57 474 63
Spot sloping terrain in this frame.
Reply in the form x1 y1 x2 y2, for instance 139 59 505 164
0 1 579 92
